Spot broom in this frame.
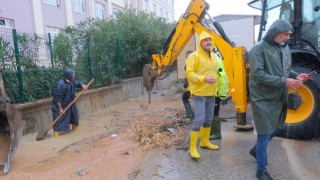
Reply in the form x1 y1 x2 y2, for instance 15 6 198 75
36 79 94 141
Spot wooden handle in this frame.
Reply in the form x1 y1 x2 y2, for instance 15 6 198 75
47 79 94 131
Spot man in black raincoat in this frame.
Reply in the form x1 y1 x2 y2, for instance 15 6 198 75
248 19 310 179
51 68 88 137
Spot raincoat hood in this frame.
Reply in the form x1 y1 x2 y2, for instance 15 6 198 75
249 19 298 135
198 31 213 52
63 68 74 81
185 31 226 97
263 19 292 42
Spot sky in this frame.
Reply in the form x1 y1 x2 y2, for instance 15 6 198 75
174 0 261 21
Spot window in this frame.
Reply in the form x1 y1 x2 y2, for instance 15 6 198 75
95 1 106 20
43 0 60 6
112 8 121 19
73 0 85 14
46 26 61 39
145 0 149 11
0 18 14 28
112 4 123 18
113 9 121 14
112 8 120 16
153 4 157 15
125 0 132 8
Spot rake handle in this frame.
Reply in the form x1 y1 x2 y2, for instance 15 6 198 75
46 79 94 131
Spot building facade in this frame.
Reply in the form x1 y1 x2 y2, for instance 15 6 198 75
0 0 175 35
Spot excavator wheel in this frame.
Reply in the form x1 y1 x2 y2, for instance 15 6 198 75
277 67 320 139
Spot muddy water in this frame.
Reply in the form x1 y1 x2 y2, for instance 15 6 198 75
0 135 10 164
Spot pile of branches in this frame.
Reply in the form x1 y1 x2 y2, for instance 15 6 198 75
133 111 192 151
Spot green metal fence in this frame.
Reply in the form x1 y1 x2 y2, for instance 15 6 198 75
0 12 173 104
0 28 133 103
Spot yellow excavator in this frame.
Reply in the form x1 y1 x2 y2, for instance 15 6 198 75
143 0 320 139
143 0 251 129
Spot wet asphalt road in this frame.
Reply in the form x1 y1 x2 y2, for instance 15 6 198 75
133 94 320 180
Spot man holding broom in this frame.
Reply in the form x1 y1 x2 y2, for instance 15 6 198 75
51 68 88 137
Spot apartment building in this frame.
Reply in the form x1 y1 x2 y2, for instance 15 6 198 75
0 0 174 36
140 0 175 21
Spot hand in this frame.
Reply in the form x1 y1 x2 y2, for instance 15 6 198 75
82 84 88 91
296 73 311 81
204 76 216 84
286 78 303 89
59 108 64 115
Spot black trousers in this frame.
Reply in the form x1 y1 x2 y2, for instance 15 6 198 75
214 97 221 116
182 91 191 104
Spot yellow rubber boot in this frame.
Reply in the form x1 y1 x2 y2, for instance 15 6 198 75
189 131 200 159
53 131 60 137
71 124 79 131
200 127 219 150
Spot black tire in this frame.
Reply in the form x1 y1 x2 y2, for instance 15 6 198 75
277 67 320 139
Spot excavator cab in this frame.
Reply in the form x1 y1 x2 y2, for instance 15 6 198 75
249 0 320 139
0 68 23 174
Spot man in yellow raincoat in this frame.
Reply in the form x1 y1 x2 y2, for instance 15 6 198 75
185 31 228 159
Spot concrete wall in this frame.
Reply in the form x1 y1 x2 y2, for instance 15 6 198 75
16 73 176 135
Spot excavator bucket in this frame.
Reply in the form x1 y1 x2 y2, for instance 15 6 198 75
0 101 22 174
0 68 23 174
143 64 157 91
143 64 158 103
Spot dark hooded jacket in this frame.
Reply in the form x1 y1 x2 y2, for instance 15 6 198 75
51 68 84 132
249 19 298 135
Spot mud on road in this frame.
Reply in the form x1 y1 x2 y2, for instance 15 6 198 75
0 86 183 179
2 84 320 180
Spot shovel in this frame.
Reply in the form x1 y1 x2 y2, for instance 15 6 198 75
36 79 94 141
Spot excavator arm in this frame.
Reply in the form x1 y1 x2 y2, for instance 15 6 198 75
143 0 252 129
151 0 208 75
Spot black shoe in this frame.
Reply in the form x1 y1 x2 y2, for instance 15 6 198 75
186 114 194 118
256 170 273 180
250 148 268 165
250 148 256 159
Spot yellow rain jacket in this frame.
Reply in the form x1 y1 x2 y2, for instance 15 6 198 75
185 31 228 97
